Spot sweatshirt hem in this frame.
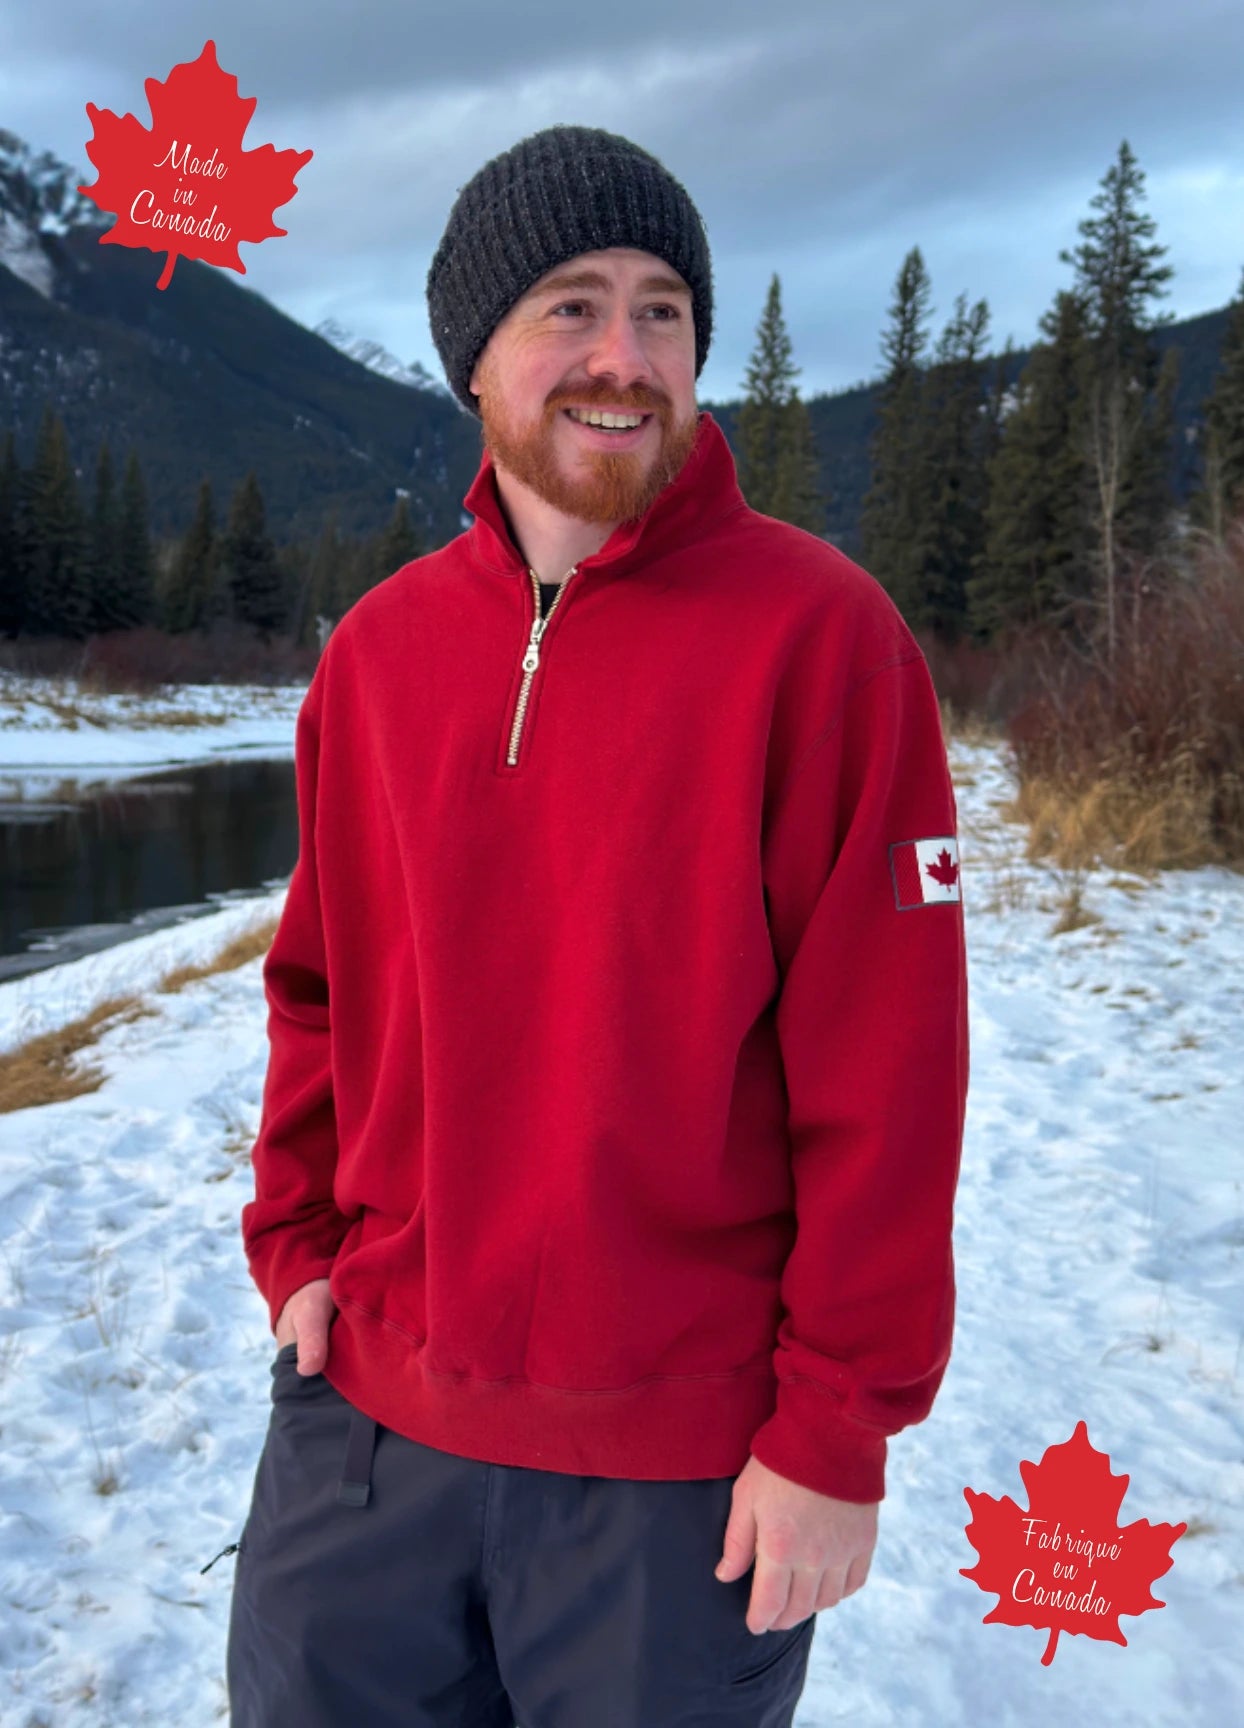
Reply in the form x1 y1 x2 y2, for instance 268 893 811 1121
323 1296 782 1482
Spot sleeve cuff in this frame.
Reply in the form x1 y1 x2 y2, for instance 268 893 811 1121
248 1228 349 1335
747 1375 889 1503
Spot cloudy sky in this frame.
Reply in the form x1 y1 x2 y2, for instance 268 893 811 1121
2 0 1241 402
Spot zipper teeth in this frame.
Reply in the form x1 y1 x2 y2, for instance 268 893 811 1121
506 672 533 765
506 566 574 767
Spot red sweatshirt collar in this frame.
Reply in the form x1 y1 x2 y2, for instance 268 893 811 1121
463 409 746 580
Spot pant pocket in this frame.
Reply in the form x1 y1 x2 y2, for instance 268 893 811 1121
726 1613 816 1687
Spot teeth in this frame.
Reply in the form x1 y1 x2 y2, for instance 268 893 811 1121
567 409 645 429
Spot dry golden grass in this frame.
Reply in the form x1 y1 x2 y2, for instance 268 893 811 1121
0 914 280 1117
1007 763 1244 876
154 918 278 994
2 690 233 731
0 997 164 1113
1048 876 1103 935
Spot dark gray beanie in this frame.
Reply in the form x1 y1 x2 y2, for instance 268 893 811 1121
427 124 713 418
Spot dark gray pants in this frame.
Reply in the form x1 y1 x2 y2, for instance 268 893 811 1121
225 1344 817 1727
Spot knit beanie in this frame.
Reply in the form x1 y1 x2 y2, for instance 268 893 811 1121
427 124 713 418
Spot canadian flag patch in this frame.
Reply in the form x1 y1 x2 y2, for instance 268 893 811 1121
890 835 961 909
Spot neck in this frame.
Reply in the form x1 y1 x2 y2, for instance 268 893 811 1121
493 468 618 582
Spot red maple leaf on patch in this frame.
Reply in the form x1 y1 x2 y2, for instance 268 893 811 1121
926 847 960 889
961 1420 1186 1665
77 39 312 291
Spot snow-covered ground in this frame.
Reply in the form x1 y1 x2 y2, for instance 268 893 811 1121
0 672 304 795
0 681 1240 1727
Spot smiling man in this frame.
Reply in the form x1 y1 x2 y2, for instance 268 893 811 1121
228 125 970 1728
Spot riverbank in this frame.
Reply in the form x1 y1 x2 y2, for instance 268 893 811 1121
0 670 305 796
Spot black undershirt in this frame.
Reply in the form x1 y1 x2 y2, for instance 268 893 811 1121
538 581 561 618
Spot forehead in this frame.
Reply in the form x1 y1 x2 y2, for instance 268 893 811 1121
519 248 691 305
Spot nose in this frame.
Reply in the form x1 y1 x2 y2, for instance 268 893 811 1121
581 303 656 394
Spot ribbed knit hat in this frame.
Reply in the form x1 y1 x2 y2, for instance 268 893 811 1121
427 124 713 418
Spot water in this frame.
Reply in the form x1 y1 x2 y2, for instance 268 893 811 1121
0 757 298 984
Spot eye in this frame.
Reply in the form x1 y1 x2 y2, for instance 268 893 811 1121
549 302 682 320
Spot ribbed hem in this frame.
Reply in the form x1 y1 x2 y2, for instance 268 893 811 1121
323 1296 781 1482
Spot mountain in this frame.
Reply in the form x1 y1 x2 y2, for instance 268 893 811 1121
313 318 451 397
0 127 1229 559
0 127 100 297
0 127 481 547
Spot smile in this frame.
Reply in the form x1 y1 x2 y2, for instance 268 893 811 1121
562 410 653 445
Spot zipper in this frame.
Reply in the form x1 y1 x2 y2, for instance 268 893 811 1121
505 564 578 767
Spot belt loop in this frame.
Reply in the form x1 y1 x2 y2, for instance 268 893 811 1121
337 1407 378 1507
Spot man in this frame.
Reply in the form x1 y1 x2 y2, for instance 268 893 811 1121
226 125 970 1727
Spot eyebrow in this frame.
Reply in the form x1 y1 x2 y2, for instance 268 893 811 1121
528 269 692 301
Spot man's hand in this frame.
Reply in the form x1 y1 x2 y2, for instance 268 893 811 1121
274 1278 336 1376
714 1455 879 1634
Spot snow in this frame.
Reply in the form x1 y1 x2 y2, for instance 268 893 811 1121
313 316 452 395
0 127 101 308
0 673 303 799
0 209 55 302
0 680 1240 1726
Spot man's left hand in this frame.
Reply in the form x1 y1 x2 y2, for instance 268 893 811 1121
715 1455 879 1634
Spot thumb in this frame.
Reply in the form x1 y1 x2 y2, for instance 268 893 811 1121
295 1309 331 1376
715 1502 757 1581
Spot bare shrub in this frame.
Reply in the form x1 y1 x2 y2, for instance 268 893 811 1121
0 622 319 694
916 631 1012 727
1004 517 1244 871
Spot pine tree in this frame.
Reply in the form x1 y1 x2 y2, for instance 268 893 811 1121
1120 344 1180 558
222 470 284 643
0 431 21 638
22 408 91 638
340 535 377 615
978 340 1017 480
1058 139 1176 663
736 274 793 515
378 494 421 577
307 513 346 646
281 538 314 648
166 478 225 633
770 400 827 536
735 274 824 530
969 290 1098 645
87 441 125 633
859 247 937 625
918 291 992 641
116 451 157 630
1190 265 1244 544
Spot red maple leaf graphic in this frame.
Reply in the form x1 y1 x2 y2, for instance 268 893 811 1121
77 40 312 290
926 847 960 889
961 1420 1186 1665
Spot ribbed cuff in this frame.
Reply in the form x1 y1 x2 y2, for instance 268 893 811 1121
747 1376 888 1504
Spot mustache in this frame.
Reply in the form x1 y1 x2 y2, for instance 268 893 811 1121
549 396 664 415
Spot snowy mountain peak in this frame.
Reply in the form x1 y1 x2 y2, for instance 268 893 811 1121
0 127 98 235
0 126 100 301
314 317 450 395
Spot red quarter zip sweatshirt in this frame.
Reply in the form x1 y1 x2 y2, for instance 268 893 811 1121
241 410 970 1504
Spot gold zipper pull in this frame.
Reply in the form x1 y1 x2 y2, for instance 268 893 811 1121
522 615 548 674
